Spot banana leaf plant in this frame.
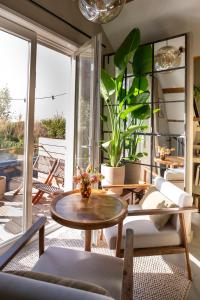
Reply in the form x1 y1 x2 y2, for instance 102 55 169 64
100 28 151 167
123 43 154 162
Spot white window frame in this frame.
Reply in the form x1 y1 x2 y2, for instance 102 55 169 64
0 6 78 251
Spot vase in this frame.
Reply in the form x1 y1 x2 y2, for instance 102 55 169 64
80 184 91 199
160 154 166 160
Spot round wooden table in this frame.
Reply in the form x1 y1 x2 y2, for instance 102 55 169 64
50 190 128 257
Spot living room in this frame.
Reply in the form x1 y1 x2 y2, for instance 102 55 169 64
0 0 200 299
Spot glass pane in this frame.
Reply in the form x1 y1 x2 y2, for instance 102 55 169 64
154 36 186 72
0 30 29 243
33 44 71 223
153 135 185 177
153 69 185 135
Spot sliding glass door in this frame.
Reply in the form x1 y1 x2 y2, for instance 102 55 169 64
74 34 102 171
0 17 36 245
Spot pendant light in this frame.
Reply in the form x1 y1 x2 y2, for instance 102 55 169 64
78 0 126 24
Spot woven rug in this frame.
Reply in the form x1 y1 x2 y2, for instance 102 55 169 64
4 227 191 300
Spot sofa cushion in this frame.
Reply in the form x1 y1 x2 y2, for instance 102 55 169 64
6 270 110 296
140 187 178 230
104 212 181 249
0 272 113 300
32 247 123 300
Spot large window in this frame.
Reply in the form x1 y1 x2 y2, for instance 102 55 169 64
102 34 186 185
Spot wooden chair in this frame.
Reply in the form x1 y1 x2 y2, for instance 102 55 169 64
32 159 65 204
13 155 58 197
0 217 133 300
103 179 197 281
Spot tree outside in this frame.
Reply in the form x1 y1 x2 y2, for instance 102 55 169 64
0 86 11 120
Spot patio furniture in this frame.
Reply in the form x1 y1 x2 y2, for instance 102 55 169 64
0 217 133 300
50 189 128 256
103 177 197 280
32 159 65 204
13 155 58 198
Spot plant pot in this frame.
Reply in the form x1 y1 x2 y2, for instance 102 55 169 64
101 165 125 195
125 161 141 184
0 176 6 200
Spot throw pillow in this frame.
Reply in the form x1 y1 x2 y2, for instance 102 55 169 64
6 270 110 296
139 186 178 230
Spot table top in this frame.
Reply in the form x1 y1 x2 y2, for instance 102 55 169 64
51 190 128 230
154 156 184 167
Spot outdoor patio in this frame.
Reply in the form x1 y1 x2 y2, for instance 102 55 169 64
0 190 55 243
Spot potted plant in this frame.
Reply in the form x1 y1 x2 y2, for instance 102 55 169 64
123 43 155 183
100 28 149 190
0 176 6 200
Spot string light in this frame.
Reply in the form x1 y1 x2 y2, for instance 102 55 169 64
0 92 68 101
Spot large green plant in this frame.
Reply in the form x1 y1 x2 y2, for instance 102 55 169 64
100 28 153 167
124 44 154 161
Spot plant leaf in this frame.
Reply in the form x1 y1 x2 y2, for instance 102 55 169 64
114 28 140 71
100 69 115 100
119 104 144 120
132 44 152 76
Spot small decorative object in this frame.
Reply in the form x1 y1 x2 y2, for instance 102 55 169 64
78 0 126 24
155 45 184 71
157 146 175 161
73 165 104 199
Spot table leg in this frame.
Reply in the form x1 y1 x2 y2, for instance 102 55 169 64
116 221 123 257
85 230 92 251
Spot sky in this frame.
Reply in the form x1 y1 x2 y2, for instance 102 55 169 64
0 30 71 121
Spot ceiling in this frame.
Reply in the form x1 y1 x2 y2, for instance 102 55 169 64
103 0 200 50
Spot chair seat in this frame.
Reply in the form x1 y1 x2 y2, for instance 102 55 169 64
32 247 123 300
32 182 63 194
104 208 181 249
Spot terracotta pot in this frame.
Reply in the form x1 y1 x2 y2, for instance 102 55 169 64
125 161 141 184
101 165 125 195
0 176 6 200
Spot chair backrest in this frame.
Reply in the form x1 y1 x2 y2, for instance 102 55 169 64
52 159 65 186
154 176 193 236
33 155 57 175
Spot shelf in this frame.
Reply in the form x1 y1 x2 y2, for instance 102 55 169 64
193 145 200 149
193 157 200 163
193 126 200 132
193 185 200 195
194 117 200 122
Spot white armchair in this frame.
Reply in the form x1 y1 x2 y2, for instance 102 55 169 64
103 177 196 280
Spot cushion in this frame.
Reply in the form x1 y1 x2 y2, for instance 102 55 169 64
104 215 181 249
140 186 177 230
6 270 110 296
32 247 123 300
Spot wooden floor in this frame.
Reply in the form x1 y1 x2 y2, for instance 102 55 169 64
0 191 55 244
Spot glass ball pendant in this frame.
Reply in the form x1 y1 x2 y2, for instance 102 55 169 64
78 0 126 24
155 46 184 71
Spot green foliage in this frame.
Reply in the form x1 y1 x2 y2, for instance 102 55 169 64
0 115 66 153
41 116 65 139
0 86 11 120
101 28 155 166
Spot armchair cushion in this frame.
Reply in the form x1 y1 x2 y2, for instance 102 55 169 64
0 272 113 300
140 186 178 230
104 212 181 249
6 270 110 296
32 246 124 300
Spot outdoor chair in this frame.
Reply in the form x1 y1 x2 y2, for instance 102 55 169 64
13 155 58 198
0 217 133 300
32 159 65 204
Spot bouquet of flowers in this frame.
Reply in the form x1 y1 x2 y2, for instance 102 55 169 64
73 165 104 198
157 146 175 160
